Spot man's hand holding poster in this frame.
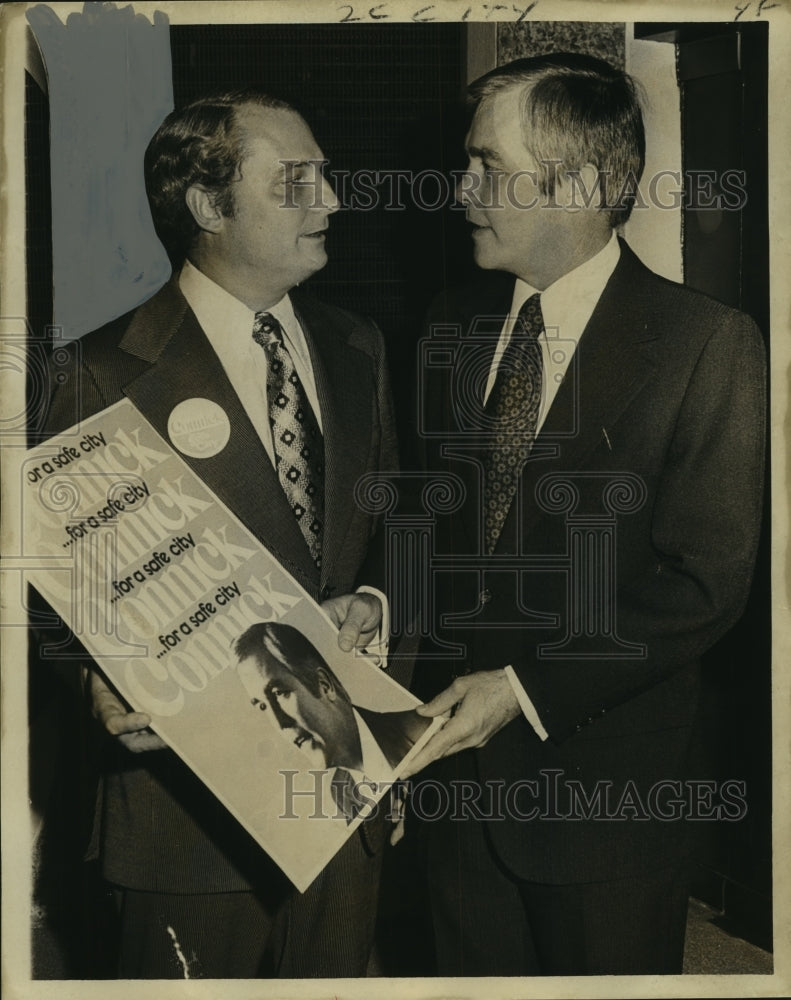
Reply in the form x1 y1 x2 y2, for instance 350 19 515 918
23 398 437 893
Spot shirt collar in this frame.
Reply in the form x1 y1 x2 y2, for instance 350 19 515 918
178 258 298 349
179 259 256 341
509 231 620 340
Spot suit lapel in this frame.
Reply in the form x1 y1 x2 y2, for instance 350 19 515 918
506 241 660 544
292 291 374 588
442 278 514 550
447 246 660 550
118 282 319 588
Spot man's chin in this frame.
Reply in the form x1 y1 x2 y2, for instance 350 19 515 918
470 230 498 268
299 238 329 263
471 246 499 270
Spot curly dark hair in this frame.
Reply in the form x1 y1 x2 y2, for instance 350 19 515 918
144 88 295 268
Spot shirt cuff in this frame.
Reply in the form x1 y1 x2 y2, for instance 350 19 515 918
504 665 549 741
355 586 389 669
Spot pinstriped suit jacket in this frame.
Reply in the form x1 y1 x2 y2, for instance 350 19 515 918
43 278 398 893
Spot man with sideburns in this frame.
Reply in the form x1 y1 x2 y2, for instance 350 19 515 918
42 89 394 978
403 53 766 976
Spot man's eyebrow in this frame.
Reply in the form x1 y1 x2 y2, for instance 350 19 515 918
466 145 503 164
280 158 326 169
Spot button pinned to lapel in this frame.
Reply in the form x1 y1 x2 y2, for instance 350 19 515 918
167 398 231 458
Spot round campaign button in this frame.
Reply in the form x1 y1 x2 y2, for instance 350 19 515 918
167 398 231 458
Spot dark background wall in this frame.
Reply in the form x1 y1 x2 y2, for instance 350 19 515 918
171 22 471 458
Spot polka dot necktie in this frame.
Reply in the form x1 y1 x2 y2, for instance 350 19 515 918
483 292 545 555
253 312 324 568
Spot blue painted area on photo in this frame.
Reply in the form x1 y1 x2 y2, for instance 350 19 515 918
27 2 174 339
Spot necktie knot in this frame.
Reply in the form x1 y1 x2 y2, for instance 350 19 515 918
515 292 544 342
252 312 283 352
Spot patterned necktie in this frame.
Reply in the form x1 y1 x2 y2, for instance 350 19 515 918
483 292 544 554
252 312 324 568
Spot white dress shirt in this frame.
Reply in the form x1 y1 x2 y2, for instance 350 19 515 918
484 231 621 418
179 260 389 660
488 233 622 740
179 259 322 465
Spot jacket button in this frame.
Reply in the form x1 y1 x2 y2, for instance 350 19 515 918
479 588 492 605
320 585 333 601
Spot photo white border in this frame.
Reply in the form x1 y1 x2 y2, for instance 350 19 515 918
2 1 789 997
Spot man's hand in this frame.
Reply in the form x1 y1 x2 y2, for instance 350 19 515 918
399 670 521 778
321 592 383 652
88 669 166 753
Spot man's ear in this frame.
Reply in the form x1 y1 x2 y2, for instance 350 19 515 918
557 163 601 213
316 666 337 701
185 184 225 234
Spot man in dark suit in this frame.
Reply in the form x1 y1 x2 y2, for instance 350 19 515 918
402 53 766 976
234 620 430 821
42 88 394 978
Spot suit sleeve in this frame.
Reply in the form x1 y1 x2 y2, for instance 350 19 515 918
513 313 767 742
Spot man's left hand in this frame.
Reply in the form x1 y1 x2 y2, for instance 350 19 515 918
322 592 383 652
399 670 521 778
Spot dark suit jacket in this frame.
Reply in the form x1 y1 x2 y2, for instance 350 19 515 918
419 240 766 883
43 278 398 893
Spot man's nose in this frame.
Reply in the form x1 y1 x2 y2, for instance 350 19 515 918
321 174 341 214
456 169 482 209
